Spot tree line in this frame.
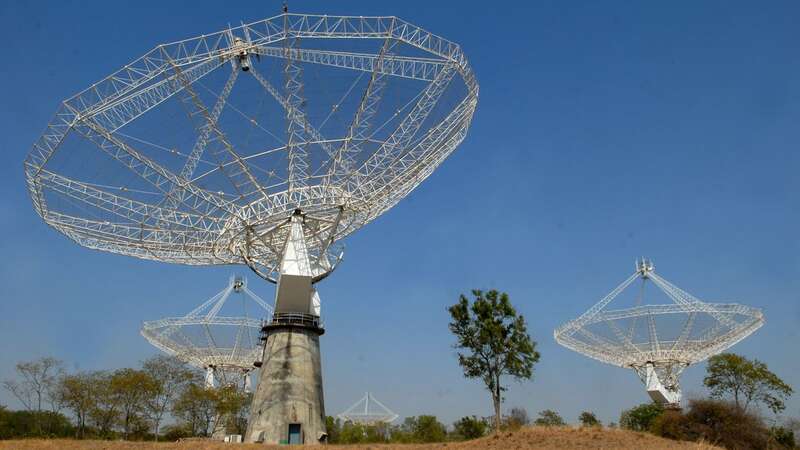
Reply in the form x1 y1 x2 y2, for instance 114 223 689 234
448 289 798 450
1 355 249 441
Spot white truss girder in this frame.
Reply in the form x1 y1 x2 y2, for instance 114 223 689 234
251 45 446 82
24 13 478 282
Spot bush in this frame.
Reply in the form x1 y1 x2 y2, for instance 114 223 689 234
770 426 795 449
325 416 341 443
0 409 74 439
389 416 447 443
161 424 192 442
619 402 664 432
414 415 447 442
650 399 776 450
579 411 600 427
452 416 487 440
650 410 691 440
534 409 565 426
503 407 530 430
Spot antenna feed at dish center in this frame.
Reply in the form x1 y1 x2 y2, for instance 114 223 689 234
233 276 245 293
636 258 654 277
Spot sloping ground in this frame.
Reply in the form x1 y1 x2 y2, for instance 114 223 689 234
0 427 719 450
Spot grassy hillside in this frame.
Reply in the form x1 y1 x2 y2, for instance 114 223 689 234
0 426 719 449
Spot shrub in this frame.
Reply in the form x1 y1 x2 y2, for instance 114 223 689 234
161 424 192 442
619 402 664 432
685 399 770 450
534 409 565 426
504 406 530 430
650 399 775 450
650 410 692 440
452 416 487 440
414 415 447 442
579 411 601 427
770 426 795 449
389 415 447 443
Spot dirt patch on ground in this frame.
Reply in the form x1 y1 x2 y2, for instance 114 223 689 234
0 427 719 449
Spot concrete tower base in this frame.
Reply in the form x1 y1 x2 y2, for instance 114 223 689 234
246 318 326 445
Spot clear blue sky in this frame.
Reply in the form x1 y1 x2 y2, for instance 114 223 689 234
1 0 798 426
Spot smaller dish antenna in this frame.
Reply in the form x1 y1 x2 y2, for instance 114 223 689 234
554 258 764 407
337 392 399 424
141 275 273 391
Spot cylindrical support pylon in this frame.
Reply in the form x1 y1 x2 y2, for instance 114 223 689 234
246 319 326 444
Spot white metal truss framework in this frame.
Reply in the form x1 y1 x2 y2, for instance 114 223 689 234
24 13 478 283
337 392 399 424
554 259 764 405
141 275 273 388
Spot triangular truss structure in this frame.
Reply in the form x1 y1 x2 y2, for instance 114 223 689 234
337 392 399 424
23 12 479 285
141 275 273 389
554 258 764 405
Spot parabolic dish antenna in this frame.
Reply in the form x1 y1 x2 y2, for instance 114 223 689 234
337 392 399 424
23 13 478 283
26 11 478 444
554 259 764 406
141 275 272 391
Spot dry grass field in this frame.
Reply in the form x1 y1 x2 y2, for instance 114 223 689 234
0 426 720 449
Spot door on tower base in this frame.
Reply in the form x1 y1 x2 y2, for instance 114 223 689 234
288 423 302 445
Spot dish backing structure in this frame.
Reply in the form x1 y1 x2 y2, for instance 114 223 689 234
25 10 477 445
141 275 271 391
554 259 764 406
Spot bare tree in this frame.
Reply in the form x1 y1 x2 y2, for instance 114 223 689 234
2 357 64 412
2 357 64 435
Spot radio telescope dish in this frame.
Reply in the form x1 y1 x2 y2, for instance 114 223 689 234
27 11 477 443
141 275 272 390
23 13 478 283
554 259 764 406
338 392 399 424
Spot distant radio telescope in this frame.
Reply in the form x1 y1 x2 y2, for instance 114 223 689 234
141 275 272 391
338 392 399 425
25 10 477 445
554 259 764 406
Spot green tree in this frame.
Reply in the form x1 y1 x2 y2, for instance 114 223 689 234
534 409 565 426
703 353 793 414
578 411 600 427
142 355 195 441
413 415 447 442
325 416 342 443
339 421 366 444
452 416 487 440
619 402 664 432
57 372 99 438
448 289 540 433
365 422 390 443
110 368 158 439
88 371 121 438
210 384 249 436
388 417 416 443
173 383 216 436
